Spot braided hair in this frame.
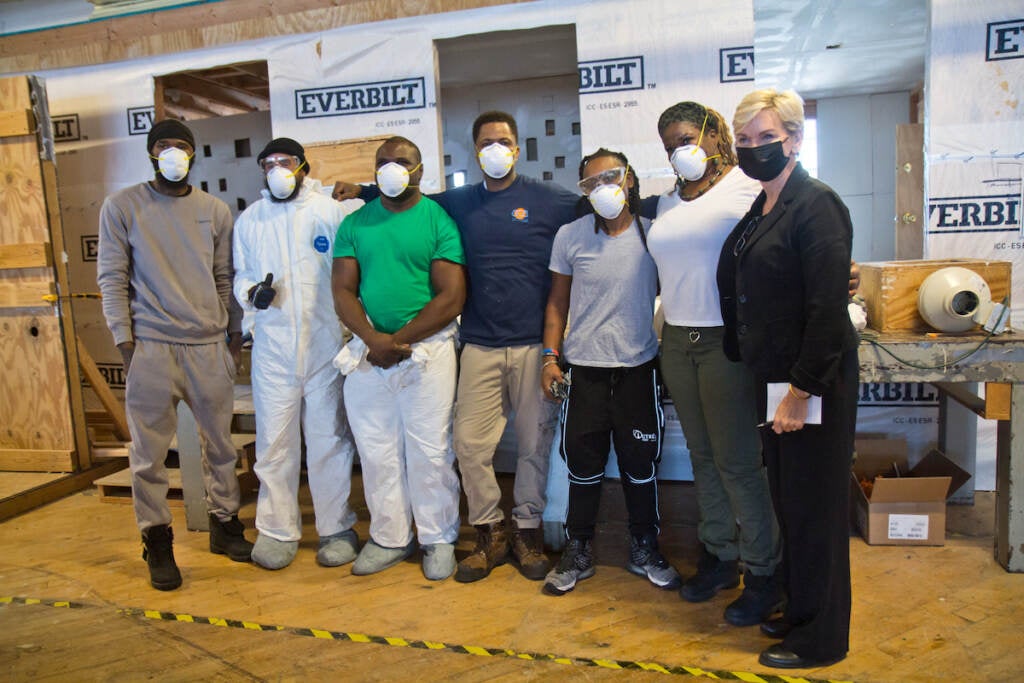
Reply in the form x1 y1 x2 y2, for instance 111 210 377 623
578 147 647 249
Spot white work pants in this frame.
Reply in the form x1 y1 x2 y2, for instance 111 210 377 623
252 358 357 542
342 332 460 548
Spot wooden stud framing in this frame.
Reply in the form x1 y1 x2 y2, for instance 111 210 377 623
0 280 55 308
76 335 130 443
0 108 35 137
0 448 75 472
0 458 125 522
0 242 52 269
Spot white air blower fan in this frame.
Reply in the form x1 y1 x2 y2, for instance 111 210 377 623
917 266 1008 334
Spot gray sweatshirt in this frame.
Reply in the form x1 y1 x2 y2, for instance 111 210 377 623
97 182 242 346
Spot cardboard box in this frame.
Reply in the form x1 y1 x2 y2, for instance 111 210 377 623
851 438 970 546
858 258 1011 332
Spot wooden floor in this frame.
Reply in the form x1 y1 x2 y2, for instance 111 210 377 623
1 474 1022 683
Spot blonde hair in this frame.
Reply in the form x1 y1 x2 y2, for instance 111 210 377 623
732 88 805 139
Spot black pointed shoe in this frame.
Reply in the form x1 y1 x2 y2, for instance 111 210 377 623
758 644 846 669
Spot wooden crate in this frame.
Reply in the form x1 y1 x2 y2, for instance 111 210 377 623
859 259 1012 332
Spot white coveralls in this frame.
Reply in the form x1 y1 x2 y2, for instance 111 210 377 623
333 325 461 548
233 179 358 542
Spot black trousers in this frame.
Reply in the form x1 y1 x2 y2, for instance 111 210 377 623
559 359 664 539
759 348 858 661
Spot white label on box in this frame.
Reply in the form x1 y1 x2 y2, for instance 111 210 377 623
888 514 930 540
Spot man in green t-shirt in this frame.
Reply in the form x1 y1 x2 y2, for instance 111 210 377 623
332 136 467 581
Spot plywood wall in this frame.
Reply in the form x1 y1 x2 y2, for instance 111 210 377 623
0 0 532 75
0 76 77 469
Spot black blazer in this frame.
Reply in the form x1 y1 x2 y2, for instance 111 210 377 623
717 164 858 396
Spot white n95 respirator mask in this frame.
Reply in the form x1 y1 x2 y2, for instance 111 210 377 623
670 145 710 181
478 143 515 179
376 162 419 198
588 184 626 220
266 166 298 199
155 147 191 182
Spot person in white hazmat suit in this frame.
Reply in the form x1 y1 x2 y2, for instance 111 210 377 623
233 138 359 570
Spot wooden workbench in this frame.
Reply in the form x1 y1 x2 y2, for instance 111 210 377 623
859 329 1024 572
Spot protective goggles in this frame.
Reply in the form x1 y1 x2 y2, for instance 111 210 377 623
577 166 626 195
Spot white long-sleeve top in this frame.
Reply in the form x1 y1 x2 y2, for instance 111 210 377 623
233 178 353 377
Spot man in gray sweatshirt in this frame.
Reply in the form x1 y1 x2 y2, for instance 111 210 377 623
97 119 253 591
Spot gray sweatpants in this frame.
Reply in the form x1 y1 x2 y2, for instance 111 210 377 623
125 338 241 530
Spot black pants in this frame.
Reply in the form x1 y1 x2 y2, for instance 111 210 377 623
759 348 858 661
559 359 664 539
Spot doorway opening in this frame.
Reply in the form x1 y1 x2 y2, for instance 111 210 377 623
154 61 272 217
436 25 580 194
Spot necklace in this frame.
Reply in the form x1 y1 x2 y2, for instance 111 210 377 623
679 165 726 202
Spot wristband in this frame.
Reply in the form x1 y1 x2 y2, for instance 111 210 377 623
789 385 809 400
542 348 559 357
542 359 559 368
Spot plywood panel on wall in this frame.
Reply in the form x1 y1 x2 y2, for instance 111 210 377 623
0 76 77 463
305 136 389 186
0 0 533 75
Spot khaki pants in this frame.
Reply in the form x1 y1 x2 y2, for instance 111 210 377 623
125 338 241 530
452 343 558 528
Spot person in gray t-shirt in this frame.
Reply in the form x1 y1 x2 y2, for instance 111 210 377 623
539 148 679 597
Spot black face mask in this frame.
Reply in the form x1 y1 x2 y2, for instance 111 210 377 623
736 139 790 181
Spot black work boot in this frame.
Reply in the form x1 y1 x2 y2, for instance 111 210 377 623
510 520 550 581
724 572 785 626
209 514 254 562
142 524 182 591
455 521 510 583
679 546 740 602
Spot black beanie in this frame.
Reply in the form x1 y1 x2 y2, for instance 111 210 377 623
258 137 306 168
147 119 195 151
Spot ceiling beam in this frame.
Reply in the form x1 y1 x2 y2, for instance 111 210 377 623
164 88 251 117
163 72 268 110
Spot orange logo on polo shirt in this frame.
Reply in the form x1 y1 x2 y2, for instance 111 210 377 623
510 207 529 222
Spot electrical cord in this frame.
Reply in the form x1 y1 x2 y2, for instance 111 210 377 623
859 297 1010 371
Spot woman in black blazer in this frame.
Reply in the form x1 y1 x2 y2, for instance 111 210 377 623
716 88 858 670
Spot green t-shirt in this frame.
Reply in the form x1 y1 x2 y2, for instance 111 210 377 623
333 197 465 334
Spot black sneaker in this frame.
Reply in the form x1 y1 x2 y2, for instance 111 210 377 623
626 535 681 589
142 524 182 591
543 538 595 596
679 547 739 602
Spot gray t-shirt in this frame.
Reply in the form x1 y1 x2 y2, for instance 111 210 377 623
549 214 659 368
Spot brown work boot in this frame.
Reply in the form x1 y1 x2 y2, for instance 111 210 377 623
511 520 550 580
454 521 509 583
